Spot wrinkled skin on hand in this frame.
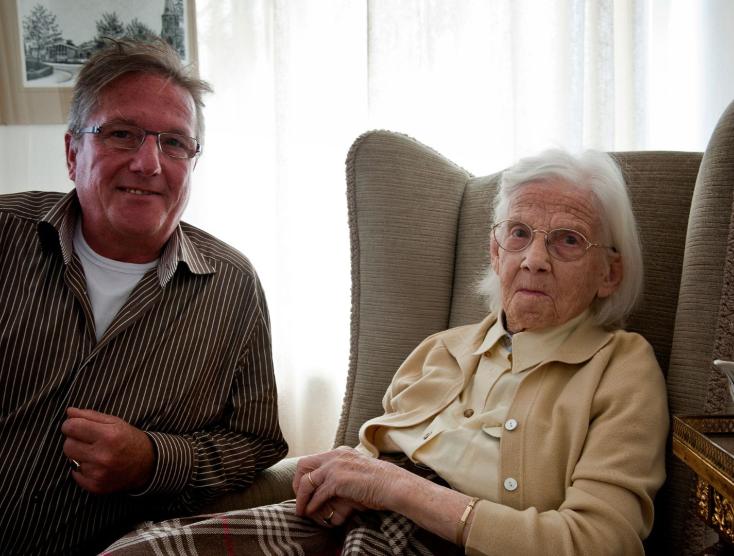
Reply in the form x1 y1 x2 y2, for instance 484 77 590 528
61 407 155 494
293 447 408 526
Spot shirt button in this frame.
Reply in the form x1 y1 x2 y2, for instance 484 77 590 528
504 477 518 492
31 491 42 503
504 418 518 431
463 409 475 418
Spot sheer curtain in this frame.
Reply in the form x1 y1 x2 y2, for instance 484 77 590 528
189 0 734 456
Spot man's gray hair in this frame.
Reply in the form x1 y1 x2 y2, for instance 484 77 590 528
68 38 212 143
479 149 643 329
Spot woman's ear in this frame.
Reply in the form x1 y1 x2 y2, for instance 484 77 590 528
597 251 623 299
490 237 500 274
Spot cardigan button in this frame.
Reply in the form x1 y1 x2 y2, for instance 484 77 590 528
504 418 518 431
504 477 518 492
463 409 475 418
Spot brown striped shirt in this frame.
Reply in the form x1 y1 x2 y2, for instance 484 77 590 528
0 190 288 555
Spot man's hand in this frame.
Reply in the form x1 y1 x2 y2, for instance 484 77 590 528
61 407 155 494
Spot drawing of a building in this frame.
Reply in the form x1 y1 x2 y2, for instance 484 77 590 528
161 0 185 58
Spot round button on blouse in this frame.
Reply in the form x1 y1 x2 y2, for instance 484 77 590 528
463 408 475 418
504 477 518 492
504 418 518 431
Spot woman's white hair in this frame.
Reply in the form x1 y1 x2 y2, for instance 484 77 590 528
479 149 643 329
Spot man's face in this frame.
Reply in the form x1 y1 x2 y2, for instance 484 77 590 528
490 180 622 333
65 72 197 263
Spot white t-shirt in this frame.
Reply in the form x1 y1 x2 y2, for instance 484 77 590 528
73 222 158 341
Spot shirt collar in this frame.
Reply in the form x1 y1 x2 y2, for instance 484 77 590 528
470 309 590 373
444 309 612 379
472 311 512 356
510 310 590 372
39 189 215 286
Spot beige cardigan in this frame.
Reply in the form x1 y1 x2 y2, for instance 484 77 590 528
357 313 669 556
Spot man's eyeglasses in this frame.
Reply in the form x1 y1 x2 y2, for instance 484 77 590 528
76 123 202 159
491 219 616 262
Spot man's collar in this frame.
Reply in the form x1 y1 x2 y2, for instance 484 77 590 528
39 190 79 266
157 226 215 285
39 189 215 286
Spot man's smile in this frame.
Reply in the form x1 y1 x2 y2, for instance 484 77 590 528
119 187 158 196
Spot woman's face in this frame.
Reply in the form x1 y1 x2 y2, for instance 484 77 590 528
490 180 622 333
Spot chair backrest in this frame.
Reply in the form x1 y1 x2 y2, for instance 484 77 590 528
339 101 734 554
660 99 734 554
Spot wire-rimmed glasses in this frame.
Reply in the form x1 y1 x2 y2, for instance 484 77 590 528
491 219 615 262
76 122 201 159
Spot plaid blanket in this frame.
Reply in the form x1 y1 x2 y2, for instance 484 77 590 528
102 457 462 556
101 499 461 556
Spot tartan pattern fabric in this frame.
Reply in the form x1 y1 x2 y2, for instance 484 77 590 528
342 509 446 556
102 501 334 555
102 500 461 556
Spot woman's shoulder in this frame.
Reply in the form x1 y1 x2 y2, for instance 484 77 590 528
420 313 498 353
598 327 665 388
606 327 657 356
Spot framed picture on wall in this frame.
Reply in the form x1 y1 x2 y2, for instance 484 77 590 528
0 0 198 125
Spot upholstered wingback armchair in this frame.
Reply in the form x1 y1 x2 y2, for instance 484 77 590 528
205 100 734 555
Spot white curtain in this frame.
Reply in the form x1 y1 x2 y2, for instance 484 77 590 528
188 0 734 456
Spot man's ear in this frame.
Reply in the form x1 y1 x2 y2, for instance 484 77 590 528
64 132 77 181
597 251 623 299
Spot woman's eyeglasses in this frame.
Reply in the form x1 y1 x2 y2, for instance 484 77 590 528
491 219 616 262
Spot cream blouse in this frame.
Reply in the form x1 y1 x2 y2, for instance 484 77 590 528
374 310 589 501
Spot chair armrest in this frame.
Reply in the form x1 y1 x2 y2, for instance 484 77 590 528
198 457 300 513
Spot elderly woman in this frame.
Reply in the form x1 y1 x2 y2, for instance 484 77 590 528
105 149 668 556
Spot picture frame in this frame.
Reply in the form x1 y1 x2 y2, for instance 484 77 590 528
0 0 198 125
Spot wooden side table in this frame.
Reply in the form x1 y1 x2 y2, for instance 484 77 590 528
673 415 734 555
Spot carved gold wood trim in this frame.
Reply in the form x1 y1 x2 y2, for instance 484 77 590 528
673 416 734 548
694 475 734 545
712 490 734 544
699 477 711 521
673 417 734 502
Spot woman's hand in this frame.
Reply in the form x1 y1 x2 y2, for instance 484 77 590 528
293 447 477 544
306 497 364 528
293 447 408 524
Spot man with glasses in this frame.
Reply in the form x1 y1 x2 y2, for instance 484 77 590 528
0 39 287 554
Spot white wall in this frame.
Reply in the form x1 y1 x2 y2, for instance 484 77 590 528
645 0 734 150
701 0 734 142
0 125 71 193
